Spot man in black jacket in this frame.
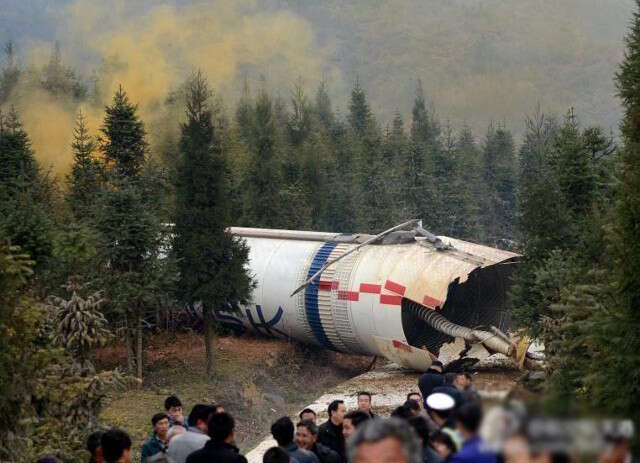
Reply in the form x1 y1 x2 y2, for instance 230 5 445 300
356 392 377 419
418 361 445 408
186 412 247 463
318 400 346 461
296 420 340 463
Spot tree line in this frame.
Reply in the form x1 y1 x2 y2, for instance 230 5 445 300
2 3 640 456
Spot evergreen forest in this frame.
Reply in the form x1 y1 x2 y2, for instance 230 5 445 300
1 2 640 459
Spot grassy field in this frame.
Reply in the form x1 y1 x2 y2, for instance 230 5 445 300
96 332 370 462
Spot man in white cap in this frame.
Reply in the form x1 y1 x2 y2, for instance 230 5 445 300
426 392 462 450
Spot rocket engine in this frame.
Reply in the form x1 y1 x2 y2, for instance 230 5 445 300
216 222 519 371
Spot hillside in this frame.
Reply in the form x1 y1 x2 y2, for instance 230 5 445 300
1 0 634 138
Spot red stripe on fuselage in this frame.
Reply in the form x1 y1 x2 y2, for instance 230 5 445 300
338 290 359 301
380 294 402 305
384 279 406 296
359 283 382 294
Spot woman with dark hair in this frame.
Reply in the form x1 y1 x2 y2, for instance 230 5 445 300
431 431 457 462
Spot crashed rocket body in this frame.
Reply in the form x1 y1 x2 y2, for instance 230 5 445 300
216 227 519 371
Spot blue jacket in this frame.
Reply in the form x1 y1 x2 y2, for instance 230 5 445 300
284 442 320 463
449 436 497 463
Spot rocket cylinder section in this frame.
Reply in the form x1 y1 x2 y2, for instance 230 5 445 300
217 227 519 371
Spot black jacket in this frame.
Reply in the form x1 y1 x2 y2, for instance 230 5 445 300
418 370 445 406
312 442 341 463
185 440 247 463
317 420 345 461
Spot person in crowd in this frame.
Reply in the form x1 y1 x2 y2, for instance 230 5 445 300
426 394 456 430
408 416 443 463
432 374 462 409
347 418 422 463
418 361 445 408
212 403 226 415
101 428 132 463
453 373 480 405
167 404 214 463
426 393 461 450
168 425 186 442
87 431 104 463
264 447 291 463
300 408 318 424
296 420 340 463
186 412 247 463
391 404 415 420
343 411 371 440
430 432 457 462
165 395 187 429
449 402 497 463
356 392 377 419
141 413 171 463
318 399 347 460
407 392 423 410
404 400 422 417
271 416 319 463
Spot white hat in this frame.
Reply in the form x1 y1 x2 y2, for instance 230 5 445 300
426 392 455 411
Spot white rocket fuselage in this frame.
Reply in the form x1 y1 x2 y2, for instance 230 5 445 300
217 227 518 370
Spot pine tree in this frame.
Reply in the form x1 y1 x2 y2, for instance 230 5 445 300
0 41 20 104
553 109 595 223
235 78 252 145
480 123 517 246
509 111 568 332
287 81 313 146
100 85 148 181
382 112 407 223
174 71 253 378
431 124 455 236
243 89 283 227
315 80 334 132
600 0 640 433
348 79 392 232
348 78 372 138
325 120 360 232
95 86 157 381
388 112 406 166
41 42 86 99
402 81 438 229
410 80 440 149
0 107 38 196
0 108 52 266
67 110 103 220
444 123 479 240
282 82 328 230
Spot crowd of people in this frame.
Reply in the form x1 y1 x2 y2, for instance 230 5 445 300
40 359 630 463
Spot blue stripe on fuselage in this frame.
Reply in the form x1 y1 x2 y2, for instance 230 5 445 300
304 242 337 349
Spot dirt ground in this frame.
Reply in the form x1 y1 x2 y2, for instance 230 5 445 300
97 332 533 463
96 332 372 461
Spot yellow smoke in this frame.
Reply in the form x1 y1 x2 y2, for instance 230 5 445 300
5 1 336 175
